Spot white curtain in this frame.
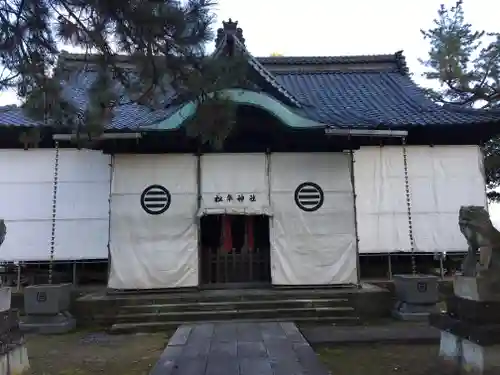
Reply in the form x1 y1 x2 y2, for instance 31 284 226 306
0 149 110 261
270 153 357 285
108 154 198 289
408 145 487 252
354 145 487 253
354 146 411 254
199 153 270 215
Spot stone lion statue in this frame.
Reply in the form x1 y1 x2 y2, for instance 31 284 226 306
0 219 5 247
459 206 500 278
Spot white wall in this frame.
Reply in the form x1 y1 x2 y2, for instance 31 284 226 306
0 149 110 261
354 145 487 254
108 154 198 289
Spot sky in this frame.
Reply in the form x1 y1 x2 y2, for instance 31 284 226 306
1 0 497 103
0 0 499 223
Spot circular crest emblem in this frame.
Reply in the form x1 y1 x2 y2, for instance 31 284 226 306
416 282 428 293
294 182 324 212
36 291 47 303
140 185 171 215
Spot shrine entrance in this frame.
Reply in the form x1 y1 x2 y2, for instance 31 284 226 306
199 215 272 287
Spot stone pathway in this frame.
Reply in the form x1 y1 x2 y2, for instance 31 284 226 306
149 322 330 375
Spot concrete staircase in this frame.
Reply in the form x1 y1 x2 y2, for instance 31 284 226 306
75 286 390 333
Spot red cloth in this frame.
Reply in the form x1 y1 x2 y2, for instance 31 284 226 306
246 216 254 252
222 215 232 252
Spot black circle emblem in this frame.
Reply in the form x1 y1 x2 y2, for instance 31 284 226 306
140 185 171 215
294 182 324 212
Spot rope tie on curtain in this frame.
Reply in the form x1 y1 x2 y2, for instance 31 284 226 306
402 136 417 275
48 140 60 284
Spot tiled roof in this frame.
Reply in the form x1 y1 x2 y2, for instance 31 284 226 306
1 50 500 130
273 70 500 127
61 70 181 130
258 53 404 66
0 106 43 127
213 33 303 107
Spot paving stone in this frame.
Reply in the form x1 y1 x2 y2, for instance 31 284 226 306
213 323 238 342
149 322 329 375
270 358 305 375
265 340 296 360
239 358 273 375
281 322 305 342
149 354 177 375
189 324 214 340
237 325 263 342
172 358 207 375
169 325 193 346
209 340 238 358
260 322 287 340
181 339 211 358
237 341 268 358
206 358 239 375
160 346 185 360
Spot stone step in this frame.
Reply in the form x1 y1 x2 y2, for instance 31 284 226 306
113 306 355 324
109 316 361 334
118 298 350 314
100 287 359 306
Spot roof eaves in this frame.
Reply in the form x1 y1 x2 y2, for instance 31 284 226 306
443 104 500 115
257 50 410 76
230 37 303 108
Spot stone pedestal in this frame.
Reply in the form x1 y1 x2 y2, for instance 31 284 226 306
454 275 500 302
20 283 75 334
392 274 440 321
430 276 500 374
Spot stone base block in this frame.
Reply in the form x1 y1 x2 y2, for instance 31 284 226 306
430 312 500 346
24 283 72 315
447 295 500 324
393 274 439 304
439 330 500 374
392 301 439 321
0 344 29 375
454 276 500 302
20 311 75 334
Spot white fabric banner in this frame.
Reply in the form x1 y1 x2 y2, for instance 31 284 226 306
270 153 357 285
408 145 487 252
354 146 411 254
354 145 487 253
108 154 198 289
0 149 110 261
200 153 270 215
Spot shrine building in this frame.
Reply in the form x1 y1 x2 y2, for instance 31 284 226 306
0 20 498 290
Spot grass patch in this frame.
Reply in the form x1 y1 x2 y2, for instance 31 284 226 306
25 330 173 375
317 344 439 375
